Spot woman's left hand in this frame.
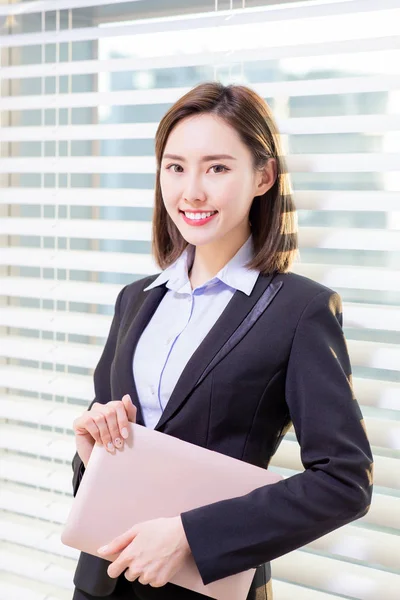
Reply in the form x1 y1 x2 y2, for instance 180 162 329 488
97 516 192 587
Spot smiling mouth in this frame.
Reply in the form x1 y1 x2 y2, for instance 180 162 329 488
179 210 218 217
179 210 219 224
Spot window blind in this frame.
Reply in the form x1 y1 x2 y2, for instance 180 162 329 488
0 0 399 598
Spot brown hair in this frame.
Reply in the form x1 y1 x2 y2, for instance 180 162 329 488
152 81 298 274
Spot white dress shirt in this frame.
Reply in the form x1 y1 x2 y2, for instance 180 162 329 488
132 234 260 429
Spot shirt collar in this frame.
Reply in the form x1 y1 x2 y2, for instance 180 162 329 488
143 234 259 296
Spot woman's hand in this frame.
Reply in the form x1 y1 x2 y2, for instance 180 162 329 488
73 394 137 467
97 516 191 588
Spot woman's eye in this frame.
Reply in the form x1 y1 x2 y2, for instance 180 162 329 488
211 165 229 173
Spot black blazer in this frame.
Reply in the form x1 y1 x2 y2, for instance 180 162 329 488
71 270 373 599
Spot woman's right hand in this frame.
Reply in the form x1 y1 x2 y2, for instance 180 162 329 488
73 394 137 468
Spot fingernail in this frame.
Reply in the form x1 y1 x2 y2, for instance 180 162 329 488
107 442 115 451
123 394 132 402
121 427 129 439
114 437 123 448
98 545 108 553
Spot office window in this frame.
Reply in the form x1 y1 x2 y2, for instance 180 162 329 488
1 1 399 598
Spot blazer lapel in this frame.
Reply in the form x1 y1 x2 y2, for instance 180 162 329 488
118 283 168 426
155 272 283 430
117 272 283 431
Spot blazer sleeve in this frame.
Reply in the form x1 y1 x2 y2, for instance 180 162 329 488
71 284 127 497
180 289 374 585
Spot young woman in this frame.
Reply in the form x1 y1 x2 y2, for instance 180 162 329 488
71 82 373 600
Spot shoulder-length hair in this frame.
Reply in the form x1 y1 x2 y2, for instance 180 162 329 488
152 81 298 274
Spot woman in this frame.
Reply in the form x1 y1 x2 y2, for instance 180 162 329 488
71 82 373 600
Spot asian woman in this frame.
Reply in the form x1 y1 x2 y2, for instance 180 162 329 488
71 81 373 600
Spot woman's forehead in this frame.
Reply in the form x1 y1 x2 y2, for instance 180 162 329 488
164 116 244 154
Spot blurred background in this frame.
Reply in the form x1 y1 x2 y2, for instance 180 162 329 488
0 0 399 599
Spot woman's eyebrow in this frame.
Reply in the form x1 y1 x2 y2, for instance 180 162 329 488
162 154 237 162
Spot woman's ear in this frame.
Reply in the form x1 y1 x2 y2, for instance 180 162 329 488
254 158 277 197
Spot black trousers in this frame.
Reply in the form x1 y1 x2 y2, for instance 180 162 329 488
72 566 271 600
72 577 213 600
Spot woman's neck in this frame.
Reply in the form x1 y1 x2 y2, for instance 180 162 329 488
188 229 251 289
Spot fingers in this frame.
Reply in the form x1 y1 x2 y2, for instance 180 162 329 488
102 407 123 450
73 414 102 446
74 395 136 453
122 394 137 424
73 408 118 453
126 568 164 587
104 542 137 579
107 554 131 579
98 526 137 557
125 567 141 582
91 412 116 453
115 401 130 440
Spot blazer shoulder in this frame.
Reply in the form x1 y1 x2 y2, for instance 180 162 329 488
276 270 338 300
272 271 343 330
273 271 343 321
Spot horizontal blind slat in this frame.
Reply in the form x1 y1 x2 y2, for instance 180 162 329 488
272 579 349 600
0 456 71 494
0 483 71 524
0 217 152 242
0 425 75 463
0 247 157 274
1 0 397 18
347 340 400 370
2 1 399 48
272 549 400 600
343 306 400 332
1 336 101 369
0 277 122 304
0 365 93 401
0 517 78 561
1 35 399 80
0 545 74 591
0 0 135 17
0 580 67 600
1 76 399 111
0 396 80 430
291 264 400 293
357 493 400 531
0 188 155 208
305 525 400 571
2 115 400 141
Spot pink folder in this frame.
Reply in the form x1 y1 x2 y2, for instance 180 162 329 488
62 423 283 600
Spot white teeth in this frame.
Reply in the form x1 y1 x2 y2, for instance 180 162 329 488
184 211 216 220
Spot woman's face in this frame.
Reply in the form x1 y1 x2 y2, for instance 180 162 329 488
160 113 275 249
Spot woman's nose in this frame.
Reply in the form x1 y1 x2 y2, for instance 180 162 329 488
183 179 207 203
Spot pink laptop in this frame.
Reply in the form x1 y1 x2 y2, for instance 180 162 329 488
62 423 283 600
